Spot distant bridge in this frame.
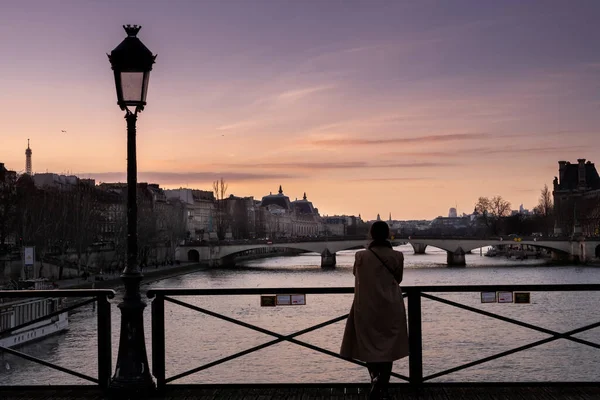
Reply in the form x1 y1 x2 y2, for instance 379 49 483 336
406 236 600 265
175 236 600 267
176 238 405 268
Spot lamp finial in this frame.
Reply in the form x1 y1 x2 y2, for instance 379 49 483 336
123 24 142 37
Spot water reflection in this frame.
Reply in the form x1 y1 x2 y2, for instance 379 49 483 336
2 244 600 385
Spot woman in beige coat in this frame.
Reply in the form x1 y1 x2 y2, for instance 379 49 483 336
340 221 408 400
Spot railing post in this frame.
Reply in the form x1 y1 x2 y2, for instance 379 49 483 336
407 288 423 386
97 294 112 390
151 293 166 391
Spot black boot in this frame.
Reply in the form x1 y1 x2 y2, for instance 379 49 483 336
368 375 381 400
368 368 380 400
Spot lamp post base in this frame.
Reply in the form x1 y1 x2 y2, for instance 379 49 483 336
109 274 155 397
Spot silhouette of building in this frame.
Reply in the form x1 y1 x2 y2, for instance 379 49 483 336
448 207 457 218
25 139 32 175
32 173 91 190
259 186 322 238
553 159 600 235
164 188 215 240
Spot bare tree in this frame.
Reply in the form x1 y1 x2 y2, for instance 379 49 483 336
533 184 554 235
212 178 229 240
474 197 491 216
17 185 62 278
490 195 511 217
159 199 186 264
228 198 250 239
67 183 100 274
535 184 553 217
474 195 511 235
137 188 158 270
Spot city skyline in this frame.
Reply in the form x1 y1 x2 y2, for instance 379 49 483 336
2 1 600 220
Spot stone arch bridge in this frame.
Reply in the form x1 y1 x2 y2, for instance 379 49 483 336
177 239 405 268
408 237 600 266
176 237 600 268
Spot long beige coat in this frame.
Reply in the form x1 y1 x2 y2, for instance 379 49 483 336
340 246 409 362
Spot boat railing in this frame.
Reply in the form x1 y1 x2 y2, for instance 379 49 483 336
0 289 115 389
147 284 600 390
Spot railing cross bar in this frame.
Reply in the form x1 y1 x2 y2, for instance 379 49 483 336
0 344 98 383
163 297 410 383
166 337 286 383
422 293 558 335
421 293 600 349
165 296 348 340
165 296 285 338
421 302 600 380
424 336 558 381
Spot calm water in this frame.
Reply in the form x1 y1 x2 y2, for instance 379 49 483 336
2 244 600 385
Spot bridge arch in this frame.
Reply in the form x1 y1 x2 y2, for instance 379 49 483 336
407 239 572 254
187 249 200 263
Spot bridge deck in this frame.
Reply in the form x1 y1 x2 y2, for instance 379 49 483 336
2 385 600 399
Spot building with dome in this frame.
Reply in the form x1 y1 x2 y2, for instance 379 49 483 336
258 186 323 238
291 192 322 236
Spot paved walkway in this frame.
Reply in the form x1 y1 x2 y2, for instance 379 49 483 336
2 385 600 399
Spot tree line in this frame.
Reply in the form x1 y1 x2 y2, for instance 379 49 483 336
0 174 186 278
473 185 554 236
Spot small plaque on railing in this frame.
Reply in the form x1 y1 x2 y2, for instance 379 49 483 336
514 292 530 304
260 295 276 307
260 294 306 306
481 292 497 303
498 291 513 303
291 294 306 305
277 295 291 305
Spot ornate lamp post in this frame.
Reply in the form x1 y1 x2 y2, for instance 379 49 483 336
108 24 156 394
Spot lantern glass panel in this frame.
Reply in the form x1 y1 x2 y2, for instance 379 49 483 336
120 72 145 103
141 71 150 103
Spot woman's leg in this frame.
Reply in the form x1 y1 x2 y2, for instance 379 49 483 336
377 362 392 386
377 362 393 398
366 362 380 399
366 362 379 381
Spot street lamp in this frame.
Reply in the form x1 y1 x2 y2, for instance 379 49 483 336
108 24 156 394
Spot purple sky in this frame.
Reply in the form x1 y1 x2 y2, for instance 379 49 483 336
1 0 599 219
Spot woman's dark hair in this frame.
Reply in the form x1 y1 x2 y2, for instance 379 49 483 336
370 221 390 241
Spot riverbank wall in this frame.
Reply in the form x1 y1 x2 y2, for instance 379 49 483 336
57 250 307 290
58 262 210 290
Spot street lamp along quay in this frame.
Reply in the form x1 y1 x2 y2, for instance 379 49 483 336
108 24 156 394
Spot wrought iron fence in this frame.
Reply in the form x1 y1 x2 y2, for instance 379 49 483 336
2 284 600 391
0 289 115 388
147 284 600 389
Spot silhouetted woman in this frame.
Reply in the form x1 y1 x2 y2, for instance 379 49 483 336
340 221 408 400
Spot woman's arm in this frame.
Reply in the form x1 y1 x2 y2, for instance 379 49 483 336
393 252 404 283
353 251 361 276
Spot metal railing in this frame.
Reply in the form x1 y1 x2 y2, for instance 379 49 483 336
2 284 600 392
147 284 600 389
0 289 115 389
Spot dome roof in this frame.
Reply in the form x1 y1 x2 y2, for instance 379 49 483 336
292 192 317 214
260 185 291 210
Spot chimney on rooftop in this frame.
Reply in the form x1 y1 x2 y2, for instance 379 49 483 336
558 161 568 185
578 158 587 189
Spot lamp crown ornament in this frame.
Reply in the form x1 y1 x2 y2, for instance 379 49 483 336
124 24 142 36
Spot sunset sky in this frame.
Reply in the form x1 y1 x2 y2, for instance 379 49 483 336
2 0 599 220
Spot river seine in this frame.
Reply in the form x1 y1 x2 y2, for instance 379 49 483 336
1 244 600 386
